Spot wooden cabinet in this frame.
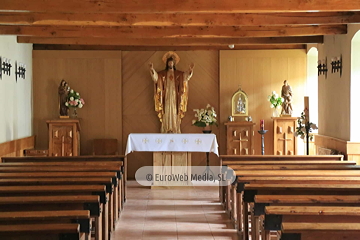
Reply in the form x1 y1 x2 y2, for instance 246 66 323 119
225 122 255 155
47 119 81 156
272 117 298 155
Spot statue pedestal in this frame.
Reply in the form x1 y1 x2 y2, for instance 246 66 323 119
152 152 191 188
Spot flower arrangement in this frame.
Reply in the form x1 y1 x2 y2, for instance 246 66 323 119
65 89 85 109
192 104 218 127
295 111 318 140
267 91 284 109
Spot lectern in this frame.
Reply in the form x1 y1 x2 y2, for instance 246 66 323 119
47 119 81 156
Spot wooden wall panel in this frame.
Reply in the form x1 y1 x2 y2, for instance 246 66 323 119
220 50 307 155
122 51 219 179
33 51 122 155
0 136 35 161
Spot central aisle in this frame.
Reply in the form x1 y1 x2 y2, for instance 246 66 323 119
112 181 240 240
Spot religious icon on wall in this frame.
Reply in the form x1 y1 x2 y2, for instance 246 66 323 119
231 86 248 116
149 52 195 133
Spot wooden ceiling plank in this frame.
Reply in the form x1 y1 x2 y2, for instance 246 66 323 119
32 44 307 51
0 25 347 38
1 0 360 13
1 12 360 26
17 36 324 45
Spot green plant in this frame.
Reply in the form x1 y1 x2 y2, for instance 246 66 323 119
192 104 218 127
267 91 284 109
295 111 318 140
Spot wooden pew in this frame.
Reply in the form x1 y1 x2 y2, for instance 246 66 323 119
225 165 359 223
0 160 125 213
220 155 344 162
219 155 345 205
0 196 101 240
0 223 85 240
238 176 360 184
0 164 122 225
0 185 109 240
0 177 117 234
264 205 360 240
1 155 127 203
223 160 355 165
0 210 91 240
281 222 360 240
232 170 360 239
229 164 360 170
241 183 360 240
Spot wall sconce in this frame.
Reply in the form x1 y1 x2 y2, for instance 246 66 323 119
317 57 328 78
15 61 26 82
331 55 342 77
0 57 12 80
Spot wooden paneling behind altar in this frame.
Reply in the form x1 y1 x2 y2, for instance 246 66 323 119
121 51 219 179
33 51 123 156
219 50 307 156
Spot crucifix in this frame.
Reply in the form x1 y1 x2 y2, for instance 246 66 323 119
278 132 292 155
304 96 310 155
238 130 249 155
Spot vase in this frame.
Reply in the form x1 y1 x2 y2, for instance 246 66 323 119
71 108 78 118
272 108 280 117
203 125 212 134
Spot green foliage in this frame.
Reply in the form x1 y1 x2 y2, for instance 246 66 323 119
295 111 318 140
267 91 284 108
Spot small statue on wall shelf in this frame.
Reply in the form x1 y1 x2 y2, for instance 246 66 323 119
58 79 70 117
281 80 293 116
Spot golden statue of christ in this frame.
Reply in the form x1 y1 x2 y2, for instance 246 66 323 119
149 52 194 133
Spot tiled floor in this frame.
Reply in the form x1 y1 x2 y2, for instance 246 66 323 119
112 181 240 240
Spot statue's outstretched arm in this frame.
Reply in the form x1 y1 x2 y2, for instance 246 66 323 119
149 62 158 82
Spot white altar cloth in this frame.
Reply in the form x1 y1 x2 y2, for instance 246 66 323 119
125 133 219 156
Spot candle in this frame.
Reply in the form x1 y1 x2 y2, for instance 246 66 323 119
260 119 264 130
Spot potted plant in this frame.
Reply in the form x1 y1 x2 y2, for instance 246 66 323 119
267 91 284 117
192 104 217 133
65 89 85 118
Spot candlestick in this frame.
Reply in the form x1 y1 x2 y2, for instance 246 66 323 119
260 119 264 130
258 130 268 155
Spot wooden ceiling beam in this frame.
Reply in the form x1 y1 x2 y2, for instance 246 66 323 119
2 0 360 13
1 12 360 26
0 25 346 38
18 36 323 45
32 44 307 51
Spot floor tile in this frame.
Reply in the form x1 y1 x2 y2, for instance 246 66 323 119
112 181 240 240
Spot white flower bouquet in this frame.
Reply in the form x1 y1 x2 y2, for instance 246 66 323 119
65 89 85 109
192 104 218 127
267 91 284 109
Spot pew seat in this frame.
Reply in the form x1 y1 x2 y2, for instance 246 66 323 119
0 223 85 240
281 222 360 240
0 195 102 240
0 210 91 237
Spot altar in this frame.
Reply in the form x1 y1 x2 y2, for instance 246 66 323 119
125 133 219 187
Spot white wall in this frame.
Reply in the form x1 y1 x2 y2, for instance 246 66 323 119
317 24 360 141
0 36 32 143
351 28 360 141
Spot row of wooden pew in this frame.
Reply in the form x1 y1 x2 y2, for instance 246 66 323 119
0 155 126 240
219 155 360 240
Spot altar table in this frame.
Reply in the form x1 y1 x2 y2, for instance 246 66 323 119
125 133 219 187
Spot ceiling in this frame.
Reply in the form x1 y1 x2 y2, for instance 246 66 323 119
1 1 360 50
